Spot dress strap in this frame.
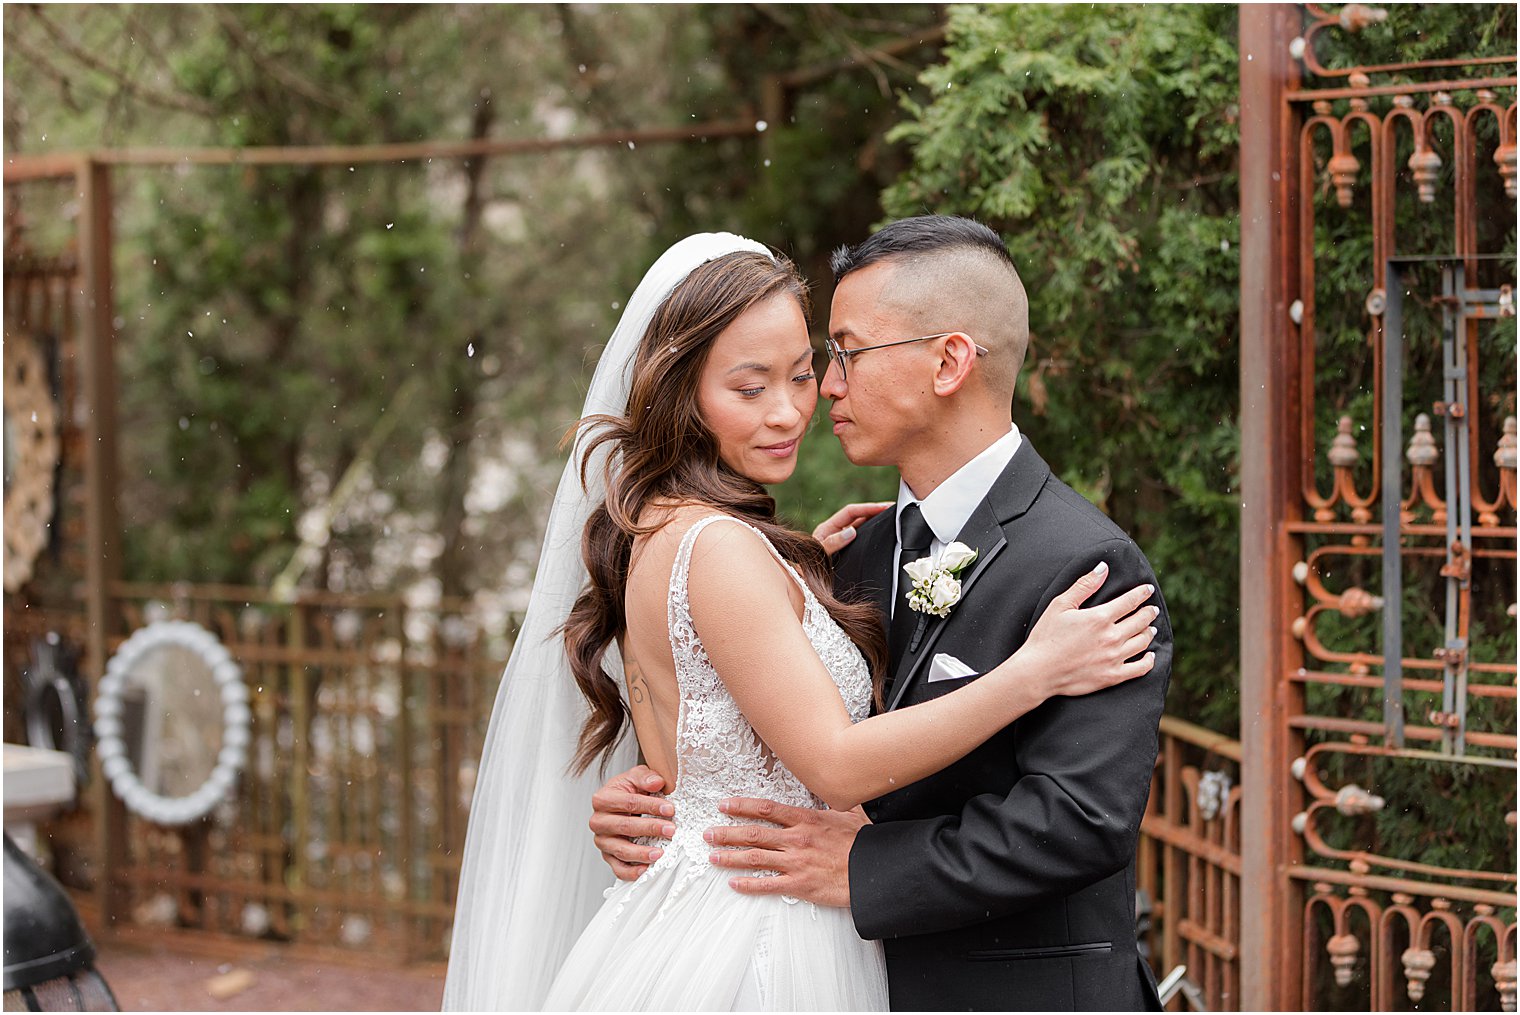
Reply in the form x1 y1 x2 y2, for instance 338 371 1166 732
670 514 810 610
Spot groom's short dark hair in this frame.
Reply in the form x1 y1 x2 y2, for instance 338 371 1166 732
829 215 1014 281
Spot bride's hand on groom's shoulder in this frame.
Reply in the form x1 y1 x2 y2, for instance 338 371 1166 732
1015 561 1160 699
590 764 677 881
813 501 895 557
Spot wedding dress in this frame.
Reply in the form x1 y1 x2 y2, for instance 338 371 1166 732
541 514 888 1011
443 233 885 1012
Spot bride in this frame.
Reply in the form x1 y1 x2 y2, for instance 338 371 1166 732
442 234 1156 1011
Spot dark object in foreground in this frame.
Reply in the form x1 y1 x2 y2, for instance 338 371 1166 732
3 834 118 1011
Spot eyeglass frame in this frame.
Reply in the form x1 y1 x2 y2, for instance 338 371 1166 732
822 332 988 382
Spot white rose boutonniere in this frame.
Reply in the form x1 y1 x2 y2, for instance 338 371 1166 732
904 541 979 619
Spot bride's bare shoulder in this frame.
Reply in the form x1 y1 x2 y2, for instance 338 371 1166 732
634 500 732 547
631 502 785 587
627 500 734 574
629 503 797 617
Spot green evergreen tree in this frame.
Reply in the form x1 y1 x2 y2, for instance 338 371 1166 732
882 3 1244 728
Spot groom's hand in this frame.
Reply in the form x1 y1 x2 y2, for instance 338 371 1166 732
589 764 676 881
705 798 868 908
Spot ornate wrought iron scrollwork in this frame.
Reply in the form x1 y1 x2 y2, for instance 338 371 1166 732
1253 5 1516 1010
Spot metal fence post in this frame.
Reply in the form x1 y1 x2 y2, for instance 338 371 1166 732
76 155 127 926
1237 6 1306 1009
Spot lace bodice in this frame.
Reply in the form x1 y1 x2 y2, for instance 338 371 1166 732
649 514 872 881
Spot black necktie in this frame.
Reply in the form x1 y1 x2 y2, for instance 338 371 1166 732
889 502 935 666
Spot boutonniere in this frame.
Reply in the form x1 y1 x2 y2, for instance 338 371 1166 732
903 542 979 619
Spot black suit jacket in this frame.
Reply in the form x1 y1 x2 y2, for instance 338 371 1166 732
834 440 1171 1012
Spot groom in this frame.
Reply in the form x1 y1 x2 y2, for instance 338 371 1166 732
590 215 1171 1011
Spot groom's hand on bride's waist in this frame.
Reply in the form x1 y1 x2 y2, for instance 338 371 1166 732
705 798 867 908
590 764 676 882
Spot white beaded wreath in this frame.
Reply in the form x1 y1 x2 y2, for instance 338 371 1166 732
93 620 251 826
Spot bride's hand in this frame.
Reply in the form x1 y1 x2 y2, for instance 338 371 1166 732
813 501 894 556
1015 562 1159 698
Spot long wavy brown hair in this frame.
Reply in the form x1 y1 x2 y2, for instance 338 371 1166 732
562 250 890 774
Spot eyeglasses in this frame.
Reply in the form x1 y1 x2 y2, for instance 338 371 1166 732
822 333 988 382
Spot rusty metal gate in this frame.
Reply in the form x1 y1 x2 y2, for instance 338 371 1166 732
1239 4 1516 1010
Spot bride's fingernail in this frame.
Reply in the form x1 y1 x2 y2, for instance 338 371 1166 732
1092 561 1108 575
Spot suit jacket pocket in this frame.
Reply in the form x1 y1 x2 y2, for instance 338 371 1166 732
966 941 1113 962
913 671 979 704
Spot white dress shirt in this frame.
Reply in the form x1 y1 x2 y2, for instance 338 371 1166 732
890 423 1023 613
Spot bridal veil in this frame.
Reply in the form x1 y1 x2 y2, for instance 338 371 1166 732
442 233 773 1011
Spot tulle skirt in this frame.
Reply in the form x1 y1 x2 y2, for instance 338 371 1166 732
541 848 887 1011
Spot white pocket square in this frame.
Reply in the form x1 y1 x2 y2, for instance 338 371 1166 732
927 652 978 684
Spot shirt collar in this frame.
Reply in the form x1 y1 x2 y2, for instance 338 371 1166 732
896 423 1022 546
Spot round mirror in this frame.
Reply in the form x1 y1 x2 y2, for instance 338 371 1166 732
93 621 251 826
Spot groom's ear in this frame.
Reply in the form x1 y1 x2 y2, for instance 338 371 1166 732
930 332 979 398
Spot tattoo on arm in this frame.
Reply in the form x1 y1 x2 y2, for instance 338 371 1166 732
627 660 647 705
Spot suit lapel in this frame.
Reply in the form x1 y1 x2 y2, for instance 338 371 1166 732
885 501 1007 710
884 440 1053 712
